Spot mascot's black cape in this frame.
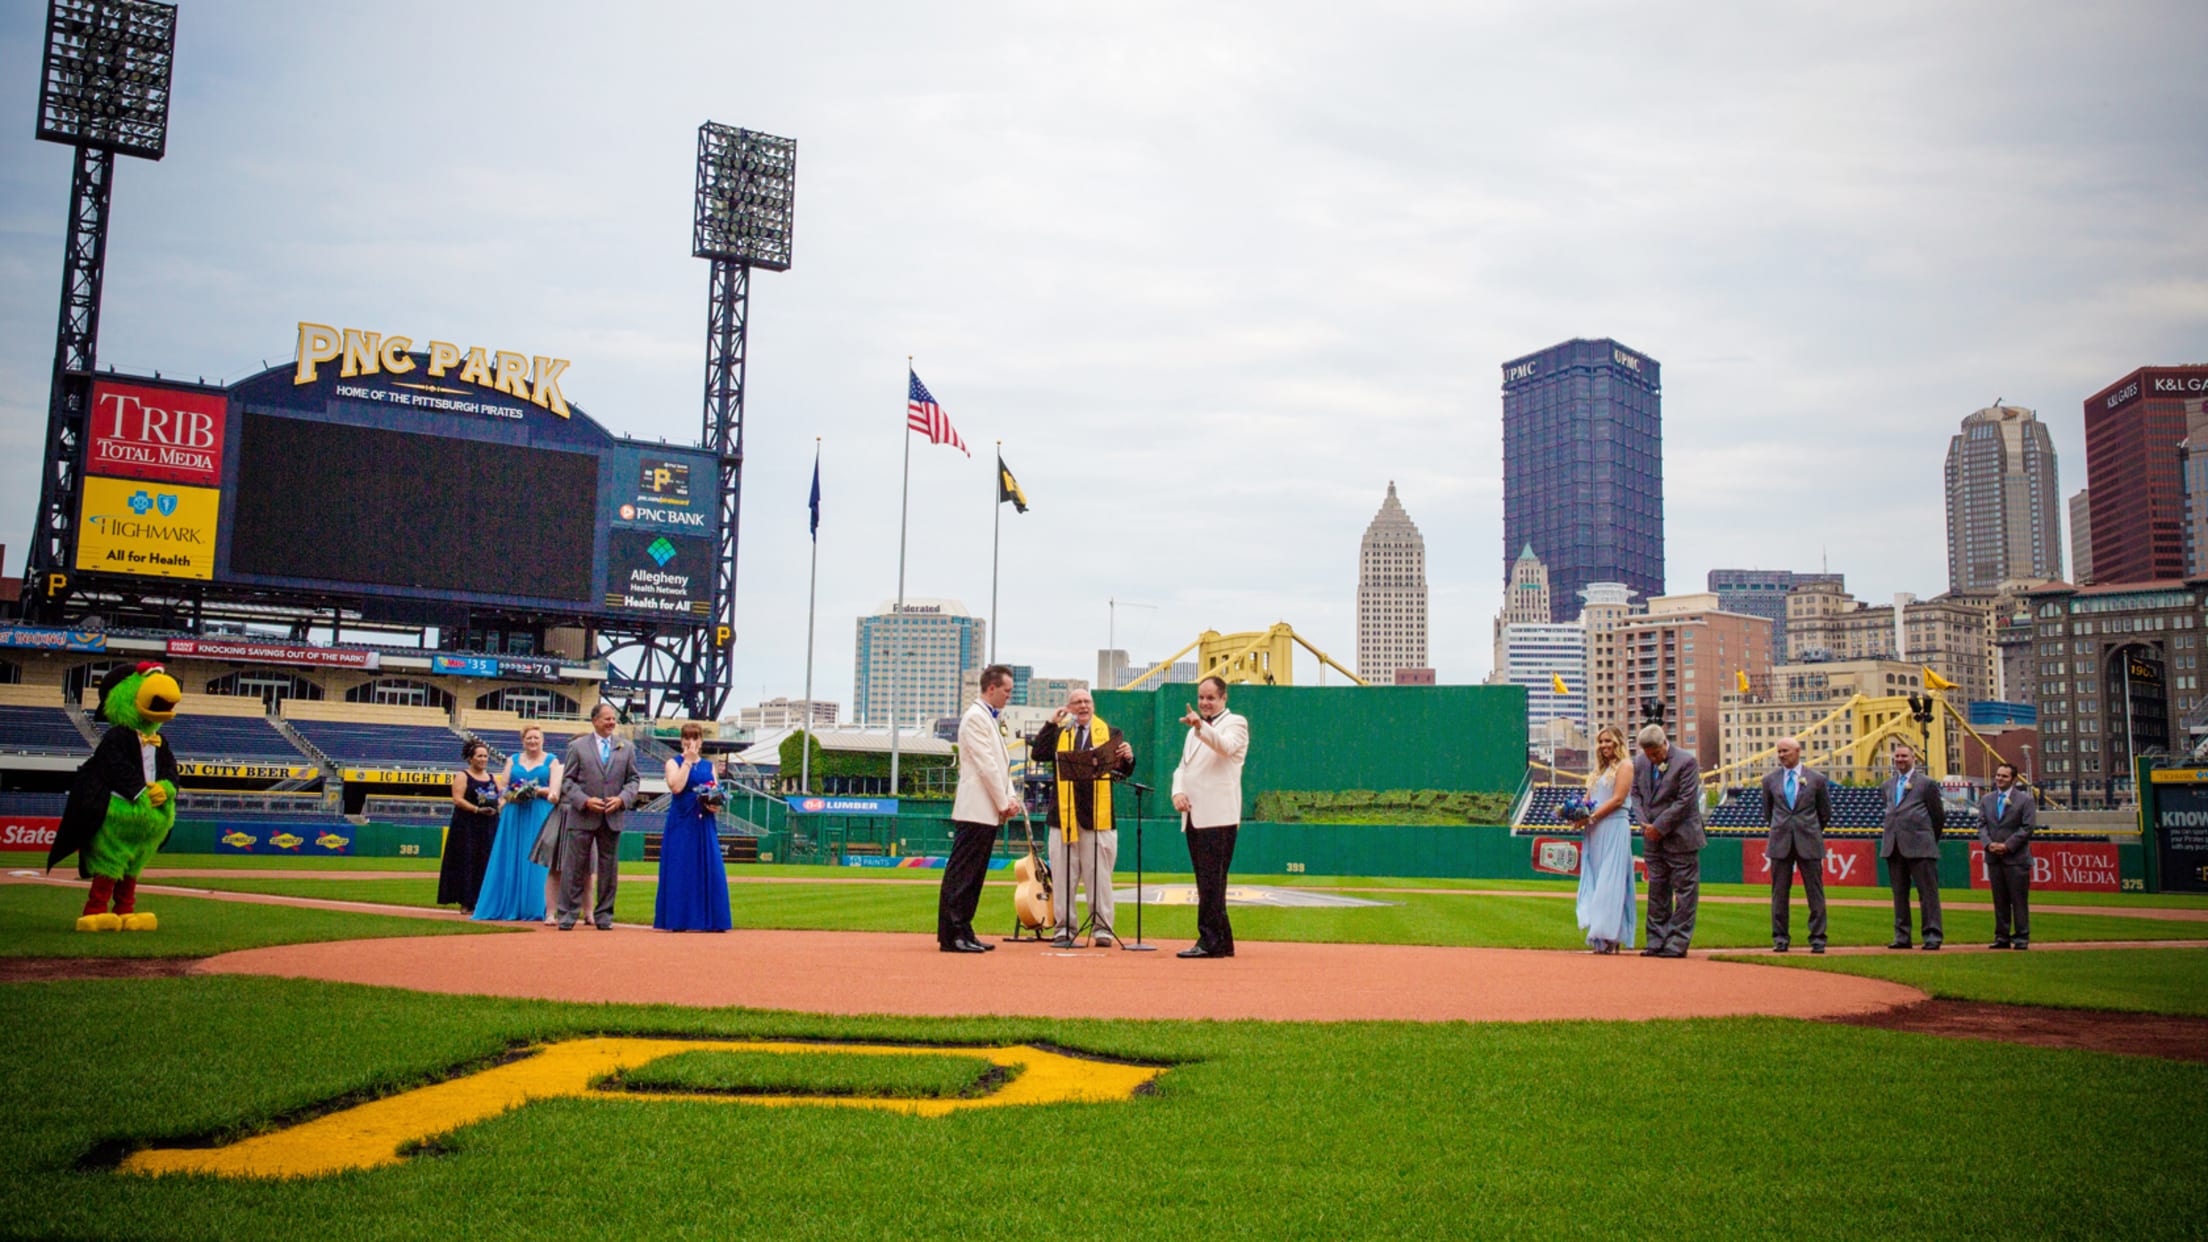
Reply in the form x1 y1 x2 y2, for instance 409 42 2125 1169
46 680 180 880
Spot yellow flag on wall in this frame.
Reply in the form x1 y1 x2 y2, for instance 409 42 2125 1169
1551 673 1570 695
1923 666 1958 691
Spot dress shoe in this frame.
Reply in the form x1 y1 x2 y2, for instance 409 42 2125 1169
1177 945 1220 959
1989 940 2013 950
2013 941 2030 951
1652 948 1687 958
1810 943 1826 955
1773 941 1790 953
941 940 986 953
1920 940 1942 951
1639 947 1662 957
557 919 575 931
1050 936 1076 949
1886 941 1912 950
1093 935 1114 947
594 920 613 931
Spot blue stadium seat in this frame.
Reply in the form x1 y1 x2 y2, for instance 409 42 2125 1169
289 718 467 768
162 714 313 764
0 705 89 754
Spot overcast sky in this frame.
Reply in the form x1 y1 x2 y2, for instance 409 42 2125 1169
3 1 2205 715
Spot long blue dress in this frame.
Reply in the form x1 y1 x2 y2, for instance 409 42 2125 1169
655 758 731 932
1574 766 1638 950
474 756 553 922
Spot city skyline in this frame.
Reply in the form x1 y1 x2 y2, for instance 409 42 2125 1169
0 4 2202 714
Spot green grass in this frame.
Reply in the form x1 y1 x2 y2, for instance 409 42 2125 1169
0 976 2202 1239
162 872 2208 950
608 1048 1001 1099
1728 947 2208 1016
0 885 507 958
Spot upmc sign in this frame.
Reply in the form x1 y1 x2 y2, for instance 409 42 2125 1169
85 381 228 486
1742 840 1878 886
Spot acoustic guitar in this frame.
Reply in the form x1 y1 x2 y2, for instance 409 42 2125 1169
1011 803 1053 931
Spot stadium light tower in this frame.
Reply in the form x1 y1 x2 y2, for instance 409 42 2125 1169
601 123 794 720
21 0 178 621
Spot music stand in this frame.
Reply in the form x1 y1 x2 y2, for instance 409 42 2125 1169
1050 732 1140 951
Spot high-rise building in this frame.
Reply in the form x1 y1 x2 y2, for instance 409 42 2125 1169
852 599 985 726
1501 338 1664 621
1784 581 1995 706
1720 658 1923 783
1497 620 1587 753
2022 578 2207 798
1096 649 1196 690
1944 402 2063 592
2181 398 2208 576
2083 365 2208 584
1493 545 1551 677
2070 489 2095 585
1707 569 1845 662
735 697 838 731
1579 582 1640 736
1355 482 1429 683
1614 593 1774 769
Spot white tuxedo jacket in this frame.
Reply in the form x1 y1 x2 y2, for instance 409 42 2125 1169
951 700 1015 825
1171 709 1249 830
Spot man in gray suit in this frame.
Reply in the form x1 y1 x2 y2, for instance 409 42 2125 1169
1760 736 1832 954
1880 742 1946 950
558 701 639 931
1978 762 2036 950
1633 724 1705 958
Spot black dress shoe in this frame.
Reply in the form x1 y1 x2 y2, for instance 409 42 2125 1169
1886 941 1912 950
1639 947 1662 957
594 921 613 931
1810 943 1826 955
2013 941 2030 951
1050 936 1076 949
557 920 575 931
1177 945 1216 959
1920 940 1942 951
1989 940 2013 950
941 940 986 953
1653 948 1687 958
1773 941 1790 953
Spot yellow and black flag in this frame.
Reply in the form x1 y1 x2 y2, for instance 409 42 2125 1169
997 454 1029 513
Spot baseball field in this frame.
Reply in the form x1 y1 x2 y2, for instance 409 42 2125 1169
4 853 2205 1239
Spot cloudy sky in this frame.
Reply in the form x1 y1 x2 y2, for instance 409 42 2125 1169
3 1 2204 714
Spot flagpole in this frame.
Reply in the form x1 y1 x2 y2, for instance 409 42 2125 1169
801 438 820 795
891 361 912 794
990 441 1002 665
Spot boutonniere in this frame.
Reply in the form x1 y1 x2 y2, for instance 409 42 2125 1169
1656 762 1668 776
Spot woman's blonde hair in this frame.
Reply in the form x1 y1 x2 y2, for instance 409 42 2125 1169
1592 725 1629 782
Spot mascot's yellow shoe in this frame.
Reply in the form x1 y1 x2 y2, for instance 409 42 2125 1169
120 912 158 932
76 912 123 932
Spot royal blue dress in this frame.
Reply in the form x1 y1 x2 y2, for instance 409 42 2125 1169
1574 766 1638 950
655 758 731 932
473 756 554 922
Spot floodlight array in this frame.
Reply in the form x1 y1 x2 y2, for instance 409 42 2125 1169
36 0 177 161
692 123 797 270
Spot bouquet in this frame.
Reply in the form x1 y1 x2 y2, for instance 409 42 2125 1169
1556 793 1592 824
507 780 543 804
696 781 726 812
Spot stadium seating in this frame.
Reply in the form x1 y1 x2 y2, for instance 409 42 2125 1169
0 790 67 816
161 713 314 764
0 705 90 754
1705 785 1982 836
288 718 468 768
1516 786 1586 829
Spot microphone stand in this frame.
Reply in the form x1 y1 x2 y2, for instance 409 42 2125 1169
1116 776 1157 952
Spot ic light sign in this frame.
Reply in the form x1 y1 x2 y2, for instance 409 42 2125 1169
87 381 227 486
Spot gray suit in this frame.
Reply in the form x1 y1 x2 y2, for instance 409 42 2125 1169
1760 763 1832 948
559 730 640 928
1633 746 1705 954
1879 768 1946 945
1978 786 2036 945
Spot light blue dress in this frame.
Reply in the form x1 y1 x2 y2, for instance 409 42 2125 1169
473 755 554 921
1574 766 1637 950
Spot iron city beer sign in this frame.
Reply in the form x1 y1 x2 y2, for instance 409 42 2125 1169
293 322 574 418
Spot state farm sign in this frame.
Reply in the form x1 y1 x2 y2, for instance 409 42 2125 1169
86 381 228 487
1742 839 1877 886
1 816 60 851
1969 842 2121 893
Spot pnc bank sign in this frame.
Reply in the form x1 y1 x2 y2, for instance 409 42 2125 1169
292 322 574 418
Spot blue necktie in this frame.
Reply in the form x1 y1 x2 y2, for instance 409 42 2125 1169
1997 792 2008 821
1785 768 1797 810
599 737 611 768
1894 778 1905 807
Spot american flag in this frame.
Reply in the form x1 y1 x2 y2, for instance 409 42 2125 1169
906 370 969 456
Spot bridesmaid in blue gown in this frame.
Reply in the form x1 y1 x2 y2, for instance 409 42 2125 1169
1575 725 1638 954
655 722 732 932
473 725 561 922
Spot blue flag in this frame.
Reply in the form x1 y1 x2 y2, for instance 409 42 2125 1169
808 447 821 540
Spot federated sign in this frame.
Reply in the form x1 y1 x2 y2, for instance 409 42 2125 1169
794 796 899 816
340 769 454 787
75 476 220 580
176 762 318 781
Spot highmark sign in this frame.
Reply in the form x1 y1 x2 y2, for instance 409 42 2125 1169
74 476 219 580
292 322 573 418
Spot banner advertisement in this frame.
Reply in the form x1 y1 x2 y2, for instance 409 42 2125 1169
603 529 710 618
167 638 380 670
176 762 318 781
2152 781 2208 893
0 626 107 653
1742 839 1878 887
1968 842 2121 892
614 454 712 534
85 380 228 486
1 816 61 851
430 654 563 681
215 826 355 856
75 476 220 580
339 768 452 787
793 796 899 816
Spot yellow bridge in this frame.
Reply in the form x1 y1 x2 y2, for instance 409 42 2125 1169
1120 623 1364 690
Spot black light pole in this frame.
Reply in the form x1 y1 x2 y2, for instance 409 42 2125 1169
22 0 178 622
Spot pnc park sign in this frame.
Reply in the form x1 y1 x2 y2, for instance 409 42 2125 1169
293 322 574 418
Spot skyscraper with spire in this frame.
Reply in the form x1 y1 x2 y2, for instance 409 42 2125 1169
1355 482 1429 683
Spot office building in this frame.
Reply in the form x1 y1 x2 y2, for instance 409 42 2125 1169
2082 365 2208 584
1719 658 1922 782
1497 620 1587 753
1944 402 2063 592
2070 489 2095 585
1501 337 1664 621
2022 578 2208 797
2182 398 2208 576
1579 582 1640 736
1615 593 1773 769
735 697 837 731
853 599 985 726
1707 569 1844 664
1784 581 1996 707
1355 482 1430 683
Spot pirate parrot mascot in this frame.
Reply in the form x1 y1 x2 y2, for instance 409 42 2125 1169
48 661 183 931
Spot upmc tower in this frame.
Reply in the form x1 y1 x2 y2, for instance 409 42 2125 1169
1500 338 1665 622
